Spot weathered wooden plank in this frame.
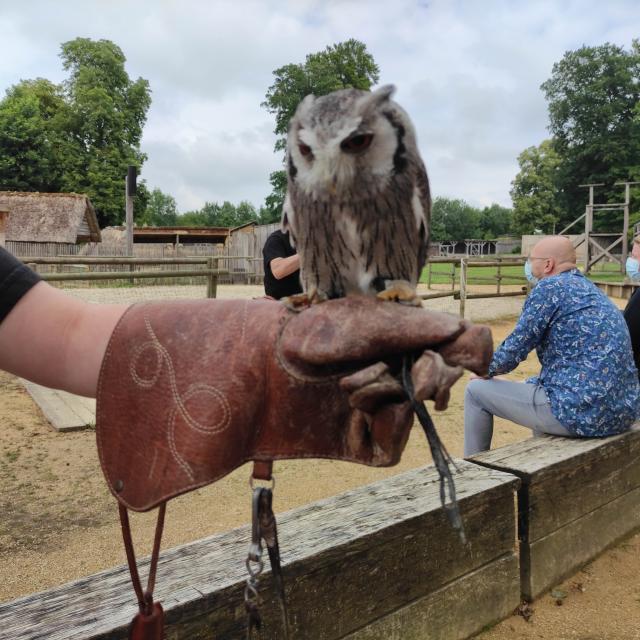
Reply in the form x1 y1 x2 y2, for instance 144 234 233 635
471 427 640 601
471 426 640 480
22 381 96 431
522 484 640 600
471 426 640 540
342 553 520 640
0 462 519 640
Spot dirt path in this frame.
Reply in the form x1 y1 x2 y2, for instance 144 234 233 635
1 290 638 639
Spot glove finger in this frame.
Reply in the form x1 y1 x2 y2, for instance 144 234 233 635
281 296 465 366
411 350 463 410
340 362 405 413
437 324 493 376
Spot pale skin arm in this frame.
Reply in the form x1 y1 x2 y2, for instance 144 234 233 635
0 282 128 398
270 254 300 280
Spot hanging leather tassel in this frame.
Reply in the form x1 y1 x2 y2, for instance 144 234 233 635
119 502 167 640
128 600 165 640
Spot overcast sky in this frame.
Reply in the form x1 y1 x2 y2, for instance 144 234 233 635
1 1 637 213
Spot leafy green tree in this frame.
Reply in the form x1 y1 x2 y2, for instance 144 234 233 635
174 200 258 227
259 170 288 223
58 38 151 226
261 39 380 216
541 41 640 230
0 79 67 191
479 204 514 239
510 140 563 234
0 38 151 227
138 188 178 226
430 197 482 241
176 209 207 226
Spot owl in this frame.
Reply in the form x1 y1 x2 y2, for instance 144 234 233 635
282 84 430 306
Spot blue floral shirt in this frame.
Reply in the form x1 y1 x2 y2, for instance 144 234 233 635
488 269 640 436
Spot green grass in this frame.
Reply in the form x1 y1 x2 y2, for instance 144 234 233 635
420 260 627 286
420 263 526 286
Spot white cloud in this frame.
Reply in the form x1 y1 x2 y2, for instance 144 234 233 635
0 0 637 213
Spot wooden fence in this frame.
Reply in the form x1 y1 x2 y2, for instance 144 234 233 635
2 426 639 639
19 256 242 294
12 242 260 285
422 256 529 317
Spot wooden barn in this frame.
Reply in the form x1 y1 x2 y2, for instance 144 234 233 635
0 192 101 257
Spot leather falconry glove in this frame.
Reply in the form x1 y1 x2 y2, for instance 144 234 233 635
97 295 492 512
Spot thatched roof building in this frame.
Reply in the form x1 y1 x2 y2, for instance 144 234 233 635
0 192 101 243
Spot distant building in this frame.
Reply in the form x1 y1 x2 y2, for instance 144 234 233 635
0 192 101 256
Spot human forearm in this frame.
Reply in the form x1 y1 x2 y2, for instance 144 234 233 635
270 254 300 279
0 282 128 397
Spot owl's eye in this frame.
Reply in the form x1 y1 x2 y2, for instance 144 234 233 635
341 133 374 153
298 143 312 157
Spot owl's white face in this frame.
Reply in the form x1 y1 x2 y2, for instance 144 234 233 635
287 90 402 200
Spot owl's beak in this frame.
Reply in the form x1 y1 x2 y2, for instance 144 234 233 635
328 175 338 195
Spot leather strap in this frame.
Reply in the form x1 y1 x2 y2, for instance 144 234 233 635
119 502 167 639
252 460 273 481
401 355 466 543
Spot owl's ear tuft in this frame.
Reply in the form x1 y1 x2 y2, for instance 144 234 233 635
373 84 396 101
366 84 396 108
295 93 316 117
357 84 396 116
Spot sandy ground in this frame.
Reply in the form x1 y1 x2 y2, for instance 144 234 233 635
1 285 638 639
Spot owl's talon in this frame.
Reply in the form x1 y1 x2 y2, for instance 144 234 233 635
282 293 312 312
282 290 328 312
376 281 423 307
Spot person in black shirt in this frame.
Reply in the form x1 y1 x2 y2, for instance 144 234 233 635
623 236 640 382
262 230 303 299
624 289 640 382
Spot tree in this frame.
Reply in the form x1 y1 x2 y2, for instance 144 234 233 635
0 38 151 227
430 197 482 241
510 140 564 235
0 79 67 191
58 38 151 226
541 41 640 230
261 39 380 216
479 204 514 239
174 200 258 227
138 188 178 226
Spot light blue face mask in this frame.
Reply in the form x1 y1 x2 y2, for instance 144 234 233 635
524 260 538 285
626 257 640 280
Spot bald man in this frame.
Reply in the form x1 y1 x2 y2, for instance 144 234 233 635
464 235 640 456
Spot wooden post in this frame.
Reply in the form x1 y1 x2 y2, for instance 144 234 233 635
0 210 8 248
496 257 502 295
427 262 432 289
459 258 467 318
450 261 456 291
622 182 630 274
125 166 136 257
206 257 217 298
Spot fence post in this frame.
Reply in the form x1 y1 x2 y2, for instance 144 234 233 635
427 262 432 289
206 257 217 298
459 258 467 318
450 261 456 291
496 257 502 295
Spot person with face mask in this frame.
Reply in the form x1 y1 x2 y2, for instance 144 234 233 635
623 236 640 381
464 235 640 456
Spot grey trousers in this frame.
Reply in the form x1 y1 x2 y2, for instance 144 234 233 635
464 378 575 457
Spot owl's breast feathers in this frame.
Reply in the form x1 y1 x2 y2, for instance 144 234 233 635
291 187 428 299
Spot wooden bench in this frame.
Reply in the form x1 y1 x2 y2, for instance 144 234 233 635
471 425 640 600
0 462 519 640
